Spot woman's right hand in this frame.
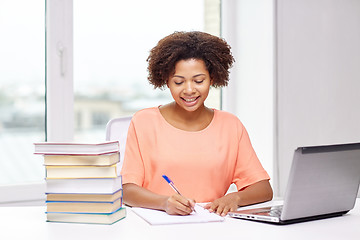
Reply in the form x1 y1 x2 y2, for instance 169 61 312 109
122 183 195 215
164 194 196 215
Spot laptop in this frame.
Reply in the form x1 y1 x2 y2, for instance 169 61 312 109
229 142 360 224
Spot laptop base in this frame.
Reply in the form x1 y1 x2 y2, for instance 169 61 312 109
230 210 349 225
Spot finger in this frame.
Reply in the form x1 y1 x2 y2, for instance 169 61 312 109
207 203 217 213
173 202 194 215
173 194 189 205
189 199 196 208
203 203 211 209
167 207 190 216
221 206 231 217
210 201 221 213
188 199 197 212
230 205 238 212
176 195 196 211
216 205 225 216
166 197 192 215
170 206 192 215
173 196 195 214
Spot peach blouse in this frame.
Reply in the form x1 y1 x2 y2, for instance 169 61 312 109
121 107 270 202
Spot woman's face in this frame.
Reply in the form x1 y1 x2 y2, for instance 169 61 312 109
167 58 212 112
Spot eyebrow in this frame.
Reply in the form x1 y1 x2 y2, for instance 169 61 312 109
172 74 206 79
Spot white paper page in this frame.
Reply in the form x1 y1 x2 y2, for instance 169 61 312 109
131 204 224 225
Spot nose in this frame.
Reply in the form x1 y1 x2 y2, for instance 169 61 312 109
184 81 196 94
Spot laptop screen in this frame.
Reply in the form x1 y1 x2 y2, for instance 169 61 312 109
281 143 360 220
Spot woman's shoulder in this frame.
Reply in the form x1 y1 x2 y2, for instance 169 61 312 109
131 107 161 123
214 109 243 125
213 110 247 139
133 107 158 116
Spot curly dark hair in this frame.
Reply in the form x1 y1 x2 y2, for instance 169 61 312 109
147 31 235 89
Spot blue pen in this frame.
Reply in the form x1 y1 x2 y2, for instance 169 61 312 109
162 174 196 212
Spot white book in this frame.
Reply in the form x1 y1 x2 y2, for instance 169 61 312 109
34 141 119 155
46 176 122 194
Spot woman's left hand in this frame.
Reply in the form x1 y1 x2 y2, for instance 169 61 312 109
203 192 240 216
203 180 273 216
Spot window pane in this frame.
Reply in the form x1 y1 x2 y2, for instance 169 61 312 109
0 1 45 184
74 0 220 141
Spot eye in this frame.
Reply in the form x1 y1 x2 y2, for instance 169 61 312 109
194 79 204 84
174 81 183 85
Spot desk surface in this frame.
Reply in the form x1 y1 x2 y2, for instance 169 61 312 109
0 199 359 240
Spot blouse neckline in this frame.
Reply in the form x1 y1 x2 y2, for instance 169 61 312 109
155 106 217 134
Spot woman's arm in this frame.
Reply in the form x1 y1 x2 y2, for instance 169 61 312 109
123 183 195 215
204 180 273 216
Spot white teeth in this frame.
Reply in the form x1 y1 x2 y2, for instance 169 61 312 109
184 98 196 102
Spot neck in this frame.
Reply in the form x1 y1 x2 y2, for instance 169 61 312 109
159 102 214 132
170 102 209 122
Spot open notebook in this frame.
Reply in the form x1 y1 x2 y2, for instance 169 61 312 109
131 204 224 225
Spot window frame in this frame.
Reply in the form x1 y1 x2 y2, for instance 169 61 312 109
46 0 74 142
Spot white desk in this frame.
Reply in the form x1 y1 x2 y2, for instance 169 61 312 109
0 199 359 240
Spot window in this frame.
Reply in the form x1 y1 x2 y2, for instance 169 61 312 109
0 0 45 186
0 0 222 203
73 0 221 141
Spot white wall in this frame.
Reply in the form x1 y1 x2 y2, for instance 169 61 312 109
275 0 360 196
222 0 360 198
222 0 275 187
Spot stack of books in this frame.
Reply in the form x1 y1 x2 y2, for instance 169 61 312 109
34 141 126 224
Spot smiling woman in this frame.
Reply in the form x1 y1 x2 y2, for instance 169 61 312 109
121 31 272 217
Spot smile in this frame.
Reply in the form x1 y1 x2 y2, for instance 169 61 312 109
181 96 200 102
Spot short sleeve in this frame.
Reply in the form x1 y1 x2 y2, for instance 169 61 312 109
120 120 145 186
232 122 270 191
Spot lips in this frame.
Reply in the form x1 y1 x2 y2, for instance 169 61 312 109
181 96 200 107
183 97 198 102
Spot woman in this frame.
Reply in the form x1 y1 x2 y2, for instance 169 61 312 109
121 31 273 217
